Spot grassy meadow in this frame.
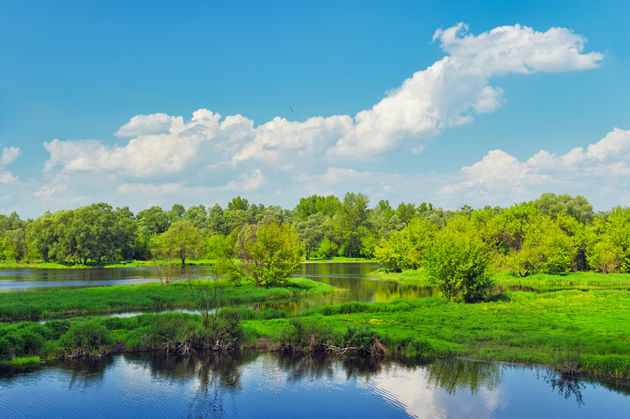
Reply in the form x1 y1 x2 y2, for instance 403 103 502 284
0 277 337 321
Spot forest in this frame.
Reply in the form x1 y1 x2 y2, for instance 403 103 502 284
0 192 628 277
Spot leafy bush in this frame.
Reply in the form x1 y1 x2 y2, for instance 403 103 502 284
46 320 71 339
587 241 624 273
424 218 493 302
148 315 197 344
60 320 114 354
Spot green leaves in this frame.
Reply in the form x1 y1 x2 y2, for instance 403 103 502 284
154 219 203 265
424 219 492 303
233 221 304 287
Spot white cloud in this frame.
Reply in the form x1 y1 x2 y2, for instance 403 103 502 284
0 146 21 184
115 113 181 137
441 128 630 206
1 147 20 166
10 24 617 216
0 172 17 185
40 23 601 180
328 23 602 157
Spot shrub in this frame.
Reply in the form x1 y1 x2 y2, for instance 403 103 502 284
46 320 71 339
424 220 493 303
60 320 114 354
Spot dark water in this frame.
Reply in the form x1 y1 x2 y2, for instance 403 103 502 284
1 352 629 418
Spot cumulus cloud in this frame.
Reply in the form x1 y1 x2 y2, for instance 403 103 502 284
15 23 614 215
1 147 20 166
328 23 602 157
0 172 18 185
441 128 630 206
115 113 182 137
0 146 21 184
41 23 601 180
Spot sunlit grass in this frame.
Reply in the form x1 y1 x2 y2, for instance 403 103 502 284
0 277 337 321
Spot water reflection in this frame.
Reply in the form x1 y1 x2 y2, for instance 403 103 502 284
2 352 630 418
0 265 216 292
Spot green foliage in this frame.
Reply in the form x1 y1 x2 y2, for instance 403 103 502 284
374 219 436 272
424 218 493 302
234 221 304 286
533 193 594 224
154 219 203 265
228 196 249 211
316 237 338 259
4 191 630 277
148 314 197 345
587 240 624 273
511 216 575 277
294 214 325 259
0 277 336 321
60 320 114 354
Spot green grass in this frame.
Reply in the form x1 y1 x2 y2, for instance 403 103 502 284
0 277 338 321
0 355 41 366
242 290 630 381
2 289 629 381
375 269 630 290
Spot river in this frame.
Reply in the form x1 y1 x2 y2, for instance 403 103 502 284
1 263 629 417
1 352 629 418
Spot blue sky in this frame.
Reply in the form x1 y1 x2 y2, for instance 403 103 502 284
1 0 629 217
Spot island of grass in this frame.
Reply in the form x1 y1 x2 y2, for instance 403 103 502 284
2 285 630 382
0 277 338 321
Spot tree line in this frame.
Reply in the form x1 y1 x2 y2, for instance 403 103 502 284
1 192 630 275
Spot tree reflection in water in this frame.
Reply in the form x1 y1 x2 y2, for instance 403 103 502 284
424 358 502 395
3 350 628 417
542 370 586 406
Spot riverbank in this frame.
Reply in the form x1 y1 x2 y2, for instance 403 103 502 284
243 289 630 381
3 288 629 381
0 256 375 270
0 259 217 269
303 257 376 263
375 269 630 290
0 278 338 321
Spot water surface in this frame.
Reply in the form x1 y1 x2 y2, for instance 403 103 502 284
1 353 628 418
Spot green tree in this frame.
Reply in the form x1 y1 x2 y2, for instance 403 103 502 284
157 219 204 265
207 204 228 235
511 216 575 277
294 214 325 259
233 221 303 287
185 204 208 230
374 219 437 272
587 240 624 273
168 204 186 224
424 220 492 302
316 237 338 259
396 202 417 225
334 192 370 257
228 196 249 211
532 193 594 224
